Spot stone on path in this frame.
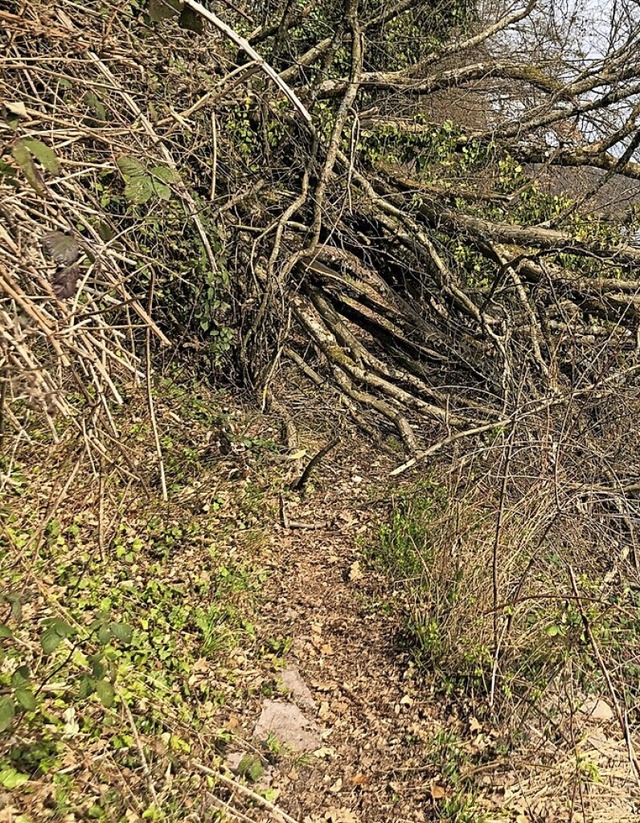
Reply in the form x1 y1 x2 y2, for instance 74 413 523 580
279 666 317 711
254 699 322 753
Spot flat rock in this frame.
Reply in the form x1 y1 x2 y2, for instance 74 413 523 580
279 666 317 711
580 698 615 721
254 699 322 753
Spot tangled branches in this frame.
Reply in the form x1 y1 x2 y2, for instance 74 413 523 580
2 0 640 484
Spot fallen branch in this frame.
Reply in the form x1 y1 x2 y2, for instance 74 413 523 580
193 762 303 823
183 0 313 128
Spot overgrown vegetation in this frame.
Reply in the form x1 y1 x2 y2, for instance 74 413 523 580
3 0 640 819
368 403 640 814
0 378 287 820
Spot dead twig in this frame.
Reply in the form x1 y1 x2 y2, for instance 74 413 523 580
291 438 339 493
183 0 313 127
568 566 640 783
193 762 302 823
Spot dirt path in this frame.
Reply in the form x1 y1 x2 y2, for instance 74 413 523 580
224 440 447 823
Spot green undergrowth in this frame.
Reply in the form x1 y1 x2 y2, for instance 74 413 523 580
0 378 285 821
367 475 640 808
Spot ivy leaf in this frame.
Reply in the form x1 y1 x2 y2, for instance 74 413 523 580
14 687 36 712
0 697 16 731
109 622 133 645
0 766 29 789
148 0 183 22
0 623 12 639
41 231 80 265
178 5 203 32
12 140 45 195
22 137 60 174
95 679 115 708
41 626 64 654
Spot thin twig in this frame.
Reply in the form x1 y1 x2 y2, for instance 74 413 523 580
145 267 168 502
291 438 339 492
121 693 161 808
193 762 302 823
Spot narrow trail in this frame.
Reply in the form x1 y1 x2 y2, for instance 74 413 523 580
265 513 432 820
232 440 445 823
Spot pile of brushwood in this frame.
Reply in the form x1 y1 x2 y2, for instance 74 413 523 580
2 0 640 466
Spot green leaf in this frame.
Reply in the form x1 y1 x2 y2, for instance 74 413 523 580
41 619 73 653
236 754 264 782
150 165 179 183
98 624 112 645
0 623 12 639
178 5 203 32
96 221 114 242
150 166 177 200
14 687 36 712
0 159 18 185
109 622 133 645
546 624 562 637
95 679 115 708
11 666 30 688
85 91 107 122
0 766 29 789
91 657 106 680
124 176 155 205
41 231 80 265
78 675 96 699
0 697 16 731
116 155 146 179
9 595 22 622
11 140 44 194
148 0 182 22
151 180 171 200
52 619 74 638
22 137 60 174
41 626 64 654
